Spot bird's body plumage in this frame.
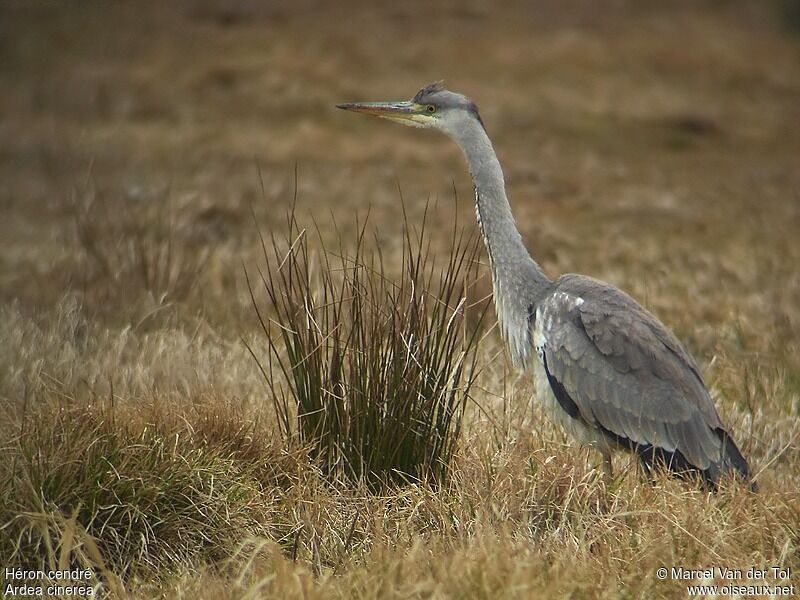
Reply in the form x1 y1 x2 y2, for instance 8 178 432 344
534 274 749 484
338 82 751 488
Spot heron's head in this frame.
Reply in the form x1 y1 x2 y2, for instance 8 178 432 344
337 81 484 136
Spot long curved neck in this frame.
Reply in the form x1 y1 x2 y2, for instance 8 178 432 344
452 119 551 300
450 117 552 366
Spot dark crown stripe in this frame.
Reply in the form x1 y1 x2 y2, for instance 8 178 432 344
412 81 445 102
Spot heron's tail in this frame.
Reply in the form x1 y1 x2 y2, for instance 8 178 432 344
707 428 755 491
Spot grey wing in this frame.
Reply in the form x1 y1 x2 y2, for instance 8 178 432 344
538 274 748 480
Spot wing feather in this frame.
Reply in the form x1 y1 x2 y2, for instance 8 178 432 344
539 274 744 477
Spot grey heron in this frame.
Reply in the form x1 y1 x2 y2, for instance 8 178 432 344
337 82 752 489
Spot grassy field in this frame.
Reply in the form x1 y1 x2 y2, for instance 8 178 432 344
1 1 799 598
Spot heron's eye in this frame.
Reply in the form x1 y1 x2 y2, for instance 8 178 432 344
426 105 436 114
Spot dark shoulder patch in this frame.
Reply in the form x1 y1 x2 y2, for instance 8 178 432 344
542 352 581 420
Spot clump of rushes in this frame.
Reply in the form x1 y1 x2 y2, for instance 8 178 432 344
247 205 486 489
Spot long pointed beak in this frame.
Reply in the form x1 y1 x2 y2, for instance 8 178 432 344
336 101 415 116
336 100 426 126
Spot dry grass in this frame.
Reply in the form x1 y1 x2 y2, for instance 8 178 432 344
2 1 800 598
